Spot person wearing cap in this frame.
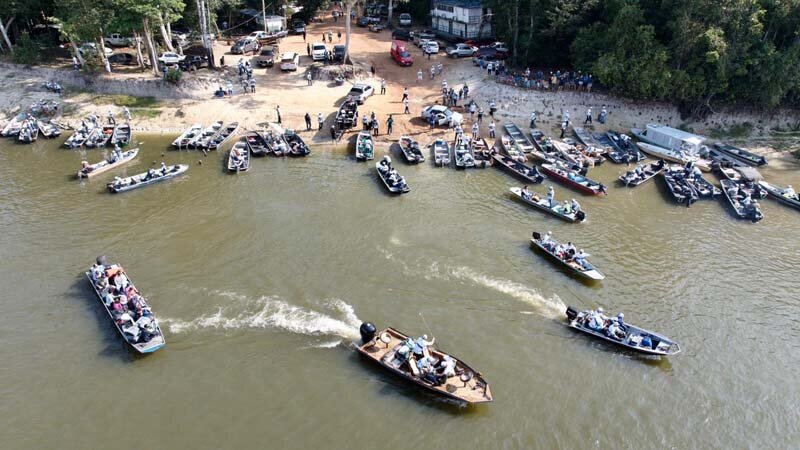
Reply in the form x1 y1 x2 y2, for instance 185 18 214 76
589 307 606 331
547 185 555 208
571 198 581 213
607 320 624 340
415 334 435 358
616 313 627 332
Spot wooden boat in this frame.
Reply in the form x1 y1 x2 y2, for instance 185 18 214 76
355 130 374 161
708 146 745 169
245 131 271 156
1 113 26 137
110 123 131 146
559 137 604 166
398 135 425 163
758 181 800 211
605 131 645 164
713 142 767 166
503 123 534 153
636 142 711 172
491 152 544 184
77 147 139 179
192 121 223 149
500 135 527 162
720 179 763 222
283 130 311 157
107 164 188 193
529 130 560 162
85 256 165 353
453 136 475 169
540 163 607 196
662 168 698 206
355 323 492 404
565 306 681 356
227 141 250 172
530 231 604 280
207 122 238 150
37 119 62 138
431 139 450 166
572 127 597 148
376 157 410 193
172 123 202 149
471 138 493 168
85 125 114 148
17 119 39 143
509 187 585 222
618 160 665 187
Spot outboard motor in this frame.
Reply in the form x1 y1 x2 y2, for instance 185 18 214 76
96 255 109 267
575 211 586 222
359 322 376 344
566 306 578 321
532 231 541 240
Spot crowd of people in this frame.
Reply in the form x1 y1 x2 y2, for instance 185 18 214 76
88 261 159 344
388 333 458 386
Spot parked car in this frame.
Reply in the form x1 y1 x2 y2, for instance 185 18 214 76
279 52 299 71
390 40 414 66
255 45 278 67
472 53 505 66
292 20 306 34
421 105 463 126
422 41 440 54
347 83 374 104
332 44 346 63
391 28 411 41
446 43 478 58
311 42 327 61
178 55 209 70
483 41 510 54
231 37 259 54
78 43 113 57
108 52 136 65
158 52 186 65
418 38 435 48
369 22 385 32
412 30 435 46
357 17 370 27
104 33 132 47
398 13 412 27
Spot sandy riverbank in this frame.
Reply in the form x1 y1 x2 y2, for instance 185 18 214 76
2 13 799 167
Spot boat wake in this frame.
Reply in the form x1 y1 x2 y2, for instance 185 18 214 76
162 293 361 340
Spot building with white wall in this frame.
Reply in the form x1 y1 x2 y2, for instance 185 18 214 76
430 0 492 40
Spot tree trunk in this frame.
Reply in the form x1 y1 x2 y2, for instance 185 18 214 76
388 0 393 24
511 0 519 67
142 18 160 77
69 36 85 66
133 30 145 71
0 16 13 51
344 1 354 64
196 0 216 69
97 28 112 73
159 12 174 52
166 20 173 43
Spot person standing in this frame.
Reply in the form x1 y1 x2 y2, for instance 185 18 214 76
599 105 607 124
430 65 436 80
241 78 248 94
317 112 324 130
429 114 435 129
307 73 313 86
469 102 476 118
489 100 497 118
417 69 423 83
471 122 479 140
380 79 386 95
404 98 410 114
250 78 256 93
337 31 342 42
227 81 234 96
303 30 307 41
488 121 496 138
305 113 312 131
122 106 131 123
560 120 567 138
401 88 409 102
386 114 394 135
72 55 79 70
530 111 537 129
107 110 116 125
362 114 369 131
372 118 379 136
276 105 282 124
437 63 443 76
584 107 592 124
477 108 484 123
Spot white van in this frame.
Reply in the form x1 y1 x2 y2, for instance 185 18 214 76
311 43 327 61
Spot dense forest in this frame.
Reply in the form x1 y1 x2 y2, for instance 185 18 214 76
2 0 799 116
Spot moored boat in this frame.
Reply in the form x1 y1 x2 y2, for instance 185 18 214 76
110 123 131 146
636 142 711 172
565 306 681 356
491 152 544 184
398 135 425 163
172 123 202 148
662 167 698 206
718 166 765 198
471 138 493 167
453 136 475 169
540 163 607 196
376 156 410 193
431 138 450 166
354 322 492 404
503 123 534 153
720 179 763 222
758 181 800 211
85 256 165 353
500 135 527 163
713 142 767 166
530 231 604 280
107 164 188 193
529 129 560 162
64 121 97 149
85 125 114 148
355 130 374 161
283 129 311 157
1 113 26 137
37 119 62 138
207 122 238 150
245 130 271 156
668 164 720 198
264 123 288 156
227 141 250 172
618 160 665 187
17 119 39 143
509 187 585 222
77 147 139 179
192 121 223 149
605 131 645 164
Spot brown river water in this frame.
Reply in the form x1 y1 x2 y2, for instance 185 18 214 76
1 134 798 449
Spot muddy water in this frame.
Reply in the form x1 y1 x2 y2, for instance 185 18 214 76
1 134 798 449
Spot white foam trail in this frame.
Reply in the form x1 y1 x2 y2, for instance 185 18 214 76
449 266 566 317
161 295 361 339
305 340 343 349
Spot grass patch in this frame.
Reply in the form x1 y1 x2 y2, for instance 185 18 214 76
133 108 162 119
92 94 160 108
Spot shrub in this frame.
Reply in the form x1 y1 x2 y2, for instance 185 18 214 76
11 33 41 65
165 67 182 84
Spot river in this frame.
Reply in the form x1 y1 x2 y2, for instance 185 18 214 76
0 134 798 449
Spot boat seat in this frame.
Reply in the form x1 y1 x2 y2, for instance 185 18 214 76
460 371 473 387
379 332 392 348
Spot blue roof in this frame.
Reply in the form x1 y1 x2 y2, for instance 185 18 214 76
433 0 484 7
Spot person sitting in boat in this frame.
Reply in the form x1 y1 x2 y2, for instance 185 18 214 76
541 231 553 248
90 262 105 282
101 286 116 307
521 185 531 200
607 320 625 340
144 169 157 181
436 355 457 380
574 249 590 269
413 335 435 359
113 271 129 292
615 313 627 333
783 185 796 199
634 164 644 178
565 242 577 259
588 308 607 331
562 200 572 214
111 297 125 316
547 186 555 208
417 355 439 384
742 194 752 207
571 198 581 214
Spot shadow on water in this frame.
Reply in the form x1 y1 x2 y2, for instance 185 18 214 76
67 275 142 363
348 351 489 416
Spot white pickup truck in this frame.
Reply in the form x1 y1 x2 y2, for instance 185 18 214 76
104 34 131 47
